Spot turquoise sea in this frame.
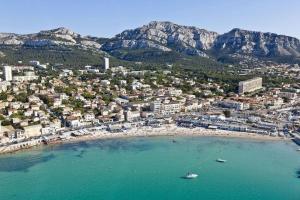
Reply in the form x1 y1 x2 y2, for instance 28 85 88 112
0 136 299 200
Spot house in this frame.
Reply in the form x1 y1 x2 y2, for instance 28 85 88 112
60 69 73 77
115 97 129 106
184 100 202 112
101 80 110 86
166 87 182 97
119 80 127 86
84 113 95 121
53 98 62 107
1 125 15 139
217 100 250 111
65 116 82 128
124 110 141 122
0 102 8 109
23 124 42 138
279 92 297 100
108 102 117 111
24 109 34 117
31 104 40 111
100 107 110 116
0 81 10 92
131 81 143 90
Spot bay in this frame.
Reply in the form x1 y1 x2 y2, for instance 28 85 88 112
0 136 299 200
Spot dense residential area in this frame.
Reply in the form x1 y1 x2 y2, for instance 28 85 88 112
0 56 300 152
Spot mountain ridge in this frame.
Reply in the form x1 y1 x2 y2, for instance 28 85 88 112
1 21 300 66
103 21 300 59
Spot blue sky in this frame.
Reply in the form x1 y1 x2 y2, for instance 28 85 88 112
1 0 299 38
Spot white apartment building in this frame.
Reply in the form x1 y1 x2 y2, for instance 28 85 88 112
3 66 12 81
150 100 161 114
150 100 181 115
124 110 141 122
166 87 182 97
217 100 249 111
104 57 109 70
161 102 181 115
13 71 38 82
238 77 262 94
279 92 297 100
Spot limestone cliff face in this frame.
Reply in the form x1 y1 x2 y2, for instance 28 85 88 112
1 22 300 61
102 21 219 56
0 27 103 49
214 28 300 57
102 21 300 59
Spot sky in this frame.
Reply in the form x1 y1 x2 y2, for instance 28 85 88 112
1 0 300 38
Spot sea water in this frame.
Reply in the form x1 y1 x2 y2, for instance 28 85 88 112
0 136 299 200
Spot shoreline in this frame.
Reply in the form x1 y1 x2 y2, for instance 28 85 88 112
0 124 289 155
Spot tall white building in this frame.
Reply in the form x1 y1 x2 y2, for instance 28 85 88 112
104 57 109 70
3 66 12 81
238 77 262 94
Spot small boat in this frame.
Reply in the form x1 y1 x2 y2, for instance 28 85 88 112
184 172 198 179
216 158 227 163
172 139 177 143
297 148 300 151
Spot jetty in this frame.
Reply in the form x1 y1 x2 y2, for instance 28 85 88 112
291 133 300 146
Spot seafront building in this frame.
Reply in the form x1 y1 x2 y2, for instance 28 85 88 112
150 100 182 115
238 77 263 94
217 100 250 111
0 59 299 152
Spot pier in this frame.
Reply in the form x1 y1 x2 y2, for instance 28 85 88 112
290 133 300 146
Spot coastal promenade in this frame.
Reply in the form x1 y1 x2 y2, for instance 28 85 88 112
0 138 43 154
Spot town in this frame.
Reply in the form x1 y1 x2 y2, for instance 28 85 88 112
0 57 300 153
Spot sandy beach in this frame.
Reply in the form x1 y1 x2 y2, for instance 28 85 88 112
0 124 287 155
50 124 285 145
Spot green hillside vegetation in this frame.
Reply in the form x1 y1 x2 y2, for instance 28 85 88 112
0 46 127 68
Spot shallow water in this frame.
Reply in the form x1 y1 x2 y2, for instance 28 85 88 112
0 136 299 200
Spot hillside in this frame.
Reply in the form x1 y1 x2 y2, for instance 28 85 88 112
1 22 300 69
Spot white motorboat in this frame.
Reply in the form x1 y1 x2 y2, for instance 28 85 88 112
184 172 198 179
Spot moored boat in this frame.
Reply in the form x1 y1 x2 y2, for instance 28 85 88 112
184 172 198 179
216 158 227 163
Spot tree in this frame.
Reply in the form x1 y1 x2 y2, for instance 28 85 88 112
0 92 7 101
1 119 11 126
10 111 25 119
52 107 63 116
39 95 54 106
223 110 231 118
15 92 28 103
82 92 95 100
0 114 5 121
